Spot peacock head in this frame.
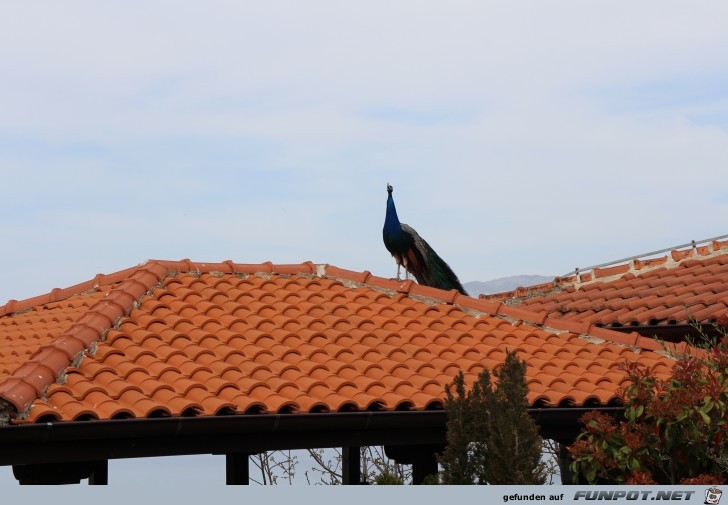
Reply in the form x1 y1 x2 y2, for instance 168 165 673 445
387 183 393 194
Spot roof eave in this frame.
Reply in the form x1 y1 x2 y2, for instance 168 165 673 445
0 407 623 467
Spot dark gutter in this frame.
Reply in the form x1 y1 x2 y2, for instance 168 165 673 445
0 407 623 467
609 323 717 343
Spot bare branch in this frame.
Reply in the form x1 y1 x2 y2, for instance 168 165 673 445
248 451 297 485
306 448 342 485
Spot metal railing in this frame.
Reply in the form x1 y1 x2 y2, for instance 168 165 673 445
559 233 728 279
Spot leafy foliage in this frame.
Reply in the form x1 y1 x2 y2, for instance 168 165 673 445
374 472 404 485
440 350 547 484
568 336 728 484
421 473 441 485
439 370 484 484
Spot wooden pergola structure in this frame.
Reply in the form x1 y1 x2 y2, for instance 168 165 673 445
1 407 615 484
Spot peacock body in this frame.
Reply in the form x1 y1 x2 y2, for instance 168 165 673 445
382 184 468 296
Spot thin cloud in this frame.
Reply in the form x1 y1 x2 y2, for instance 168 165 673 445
0 0 727 296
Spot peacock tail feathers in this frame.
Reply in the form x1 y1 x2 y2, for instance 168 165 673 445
401 224 467 295
383 184 468 296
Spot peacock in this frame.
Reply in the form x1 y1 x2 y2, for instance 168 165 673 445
382 184 468 296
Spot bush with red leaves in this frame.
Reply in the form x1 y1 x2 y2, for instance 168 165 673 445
568 337 728 484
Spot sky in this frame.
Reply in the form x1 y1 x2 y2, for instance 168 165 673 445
1 0 728 490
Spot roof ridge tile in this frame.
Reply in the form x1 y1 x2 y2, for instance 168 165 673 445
485 238 728 303
318 264 682 355
0 262 169 416
478 239 728 330
323 265 374 284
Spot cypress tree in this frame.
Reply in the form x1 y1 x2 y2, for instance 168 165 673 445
440 350 547 484
483 351 546 484
440 371 477 484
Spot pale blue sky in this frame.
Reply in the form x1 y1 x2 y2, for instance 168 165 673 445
1 0 728 489
2 1 728 304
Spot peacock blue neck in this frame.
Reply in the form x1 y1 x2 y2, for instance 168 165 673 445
384 193 402 237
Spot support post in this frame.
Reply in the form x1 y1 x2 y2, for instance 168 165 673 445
385 444 443 485
411 455 438 485
226 453 250 485
342 446 361 485
88 460 108 485
13 462 96 484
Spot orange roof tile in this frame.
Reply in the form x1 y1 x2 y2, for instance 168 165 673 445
0 259 692 425
484 239 728 328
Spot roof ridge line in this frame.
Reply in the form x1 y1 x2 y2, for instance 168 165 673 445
319 264 696 358
0 260 322 317
0 264 141 318
0 259 323 417
560 235 728 278
0 261 169 417
558 238 728 287
483 237 728 302
149 259 319 277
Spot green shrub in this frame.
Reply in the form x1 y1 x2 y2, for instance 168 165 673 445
569 337 728 484
440 350 547 484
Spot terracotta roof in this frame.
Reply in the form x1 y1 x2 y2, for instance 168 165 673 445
0 259 689 425
483 239 728 329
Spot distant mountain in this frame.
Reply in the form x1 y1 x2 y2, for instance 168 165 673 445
463 275 554 297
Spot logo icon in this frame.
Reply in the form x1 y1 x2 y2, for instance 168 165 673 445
705 487 722 505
